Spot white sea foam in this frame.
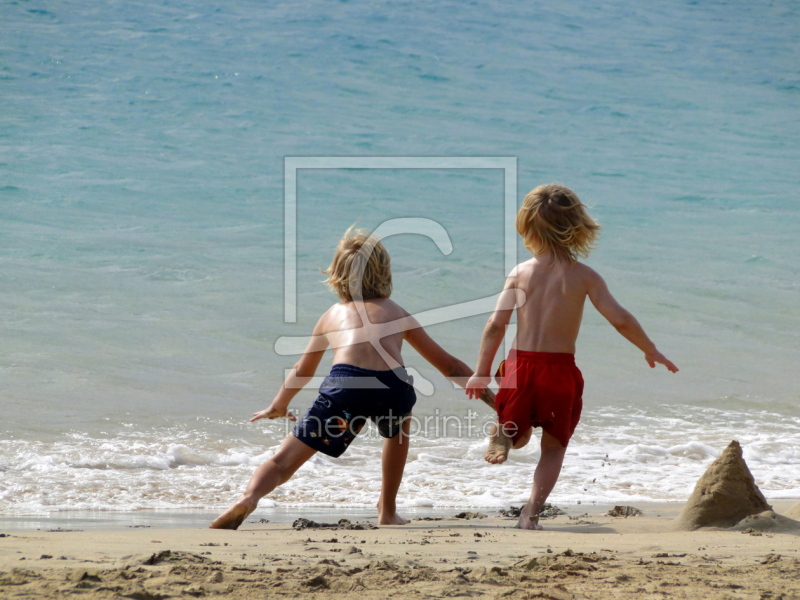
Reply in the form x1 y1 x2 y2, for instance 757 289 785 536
2 404 798 515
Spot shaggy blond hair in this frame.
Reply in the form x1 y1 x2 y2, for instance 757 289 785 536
323 226 392 301
516 184 601 263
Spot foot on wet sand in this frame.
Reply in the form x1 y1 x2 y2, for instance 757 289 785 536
517 509 543 530
517 505 542 531
378 512 410 526
485 422 512 464
209 500 256 530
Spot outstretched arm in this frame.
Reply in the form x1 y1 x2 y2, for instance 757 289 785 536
465 275 521 399
587 270 678 373
251 315 330 422
404 319 496 410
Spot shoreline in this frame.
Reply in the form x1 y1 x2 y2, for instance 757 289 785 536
0 502 689 533
1 503 799 599
1 500 797 532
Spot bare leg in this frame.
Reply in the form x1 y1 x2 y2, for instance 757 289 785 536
210 434 317 529
377 417 411 525
517 430 567 530
485 423 532 464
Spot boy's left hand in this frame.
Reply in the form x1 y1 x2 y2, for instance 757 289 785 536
645 351 679 373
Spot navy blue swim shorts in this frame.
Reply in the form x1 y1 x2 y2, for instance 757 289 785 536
292 364 417 458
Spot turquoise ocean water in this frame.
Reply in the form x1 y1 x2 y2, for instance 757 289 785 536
2 0 799 521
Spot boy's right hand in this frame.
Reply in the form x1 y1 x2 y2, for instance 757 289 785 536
250 404 298 422
465 375 492 400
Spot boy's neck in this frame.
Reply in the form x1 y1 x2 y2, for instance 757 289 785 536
528 238 571 265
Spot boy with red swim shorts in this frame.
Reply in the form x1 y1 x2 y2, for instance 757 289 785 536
466 184 678 530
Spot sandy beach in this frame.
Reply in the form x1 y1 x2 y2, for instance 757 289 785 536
2 502 798 600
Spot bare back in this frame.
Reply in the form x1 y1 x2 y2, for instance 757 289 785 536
511 255 593 354
318 298 409 370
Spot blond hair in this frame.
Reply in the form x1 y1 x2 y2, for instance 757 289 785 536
516 184 600 263
323 226 392 301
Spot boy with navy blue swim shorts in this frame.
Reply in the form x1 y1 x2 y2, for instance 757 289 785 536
211 226 494 530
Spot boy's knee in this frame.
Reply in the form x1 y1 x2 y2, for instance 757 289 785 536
268 457 296 485
512 427 533 449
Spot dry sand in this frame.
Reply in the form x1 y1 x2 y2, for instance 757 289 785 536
2 502 799 599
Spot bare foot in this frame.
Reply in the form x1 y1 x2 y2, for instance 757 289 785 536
517 506 543 530
485 422 512 464
378 511 410 525
209 500 256 530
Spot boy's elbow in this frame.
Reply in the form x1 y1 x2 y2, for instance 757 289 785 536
611 311 636 333
610 317 627 332
293 361 315 380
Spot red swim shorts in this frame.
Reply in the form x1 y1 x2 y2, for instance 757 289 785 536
494 350 584 448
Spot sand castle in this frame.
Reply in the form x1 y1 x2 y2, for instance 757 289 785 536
674 440 770 530
674 440 800 532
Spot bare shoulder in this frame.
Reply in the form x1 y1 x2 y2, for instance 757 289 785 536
511 259 535 275
572 261 600 280
384 297 410 315
572 262 609 295
369 297 411 320
314 303 344 334
505 260 532 283
559 261 600 295
334 298 413 327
